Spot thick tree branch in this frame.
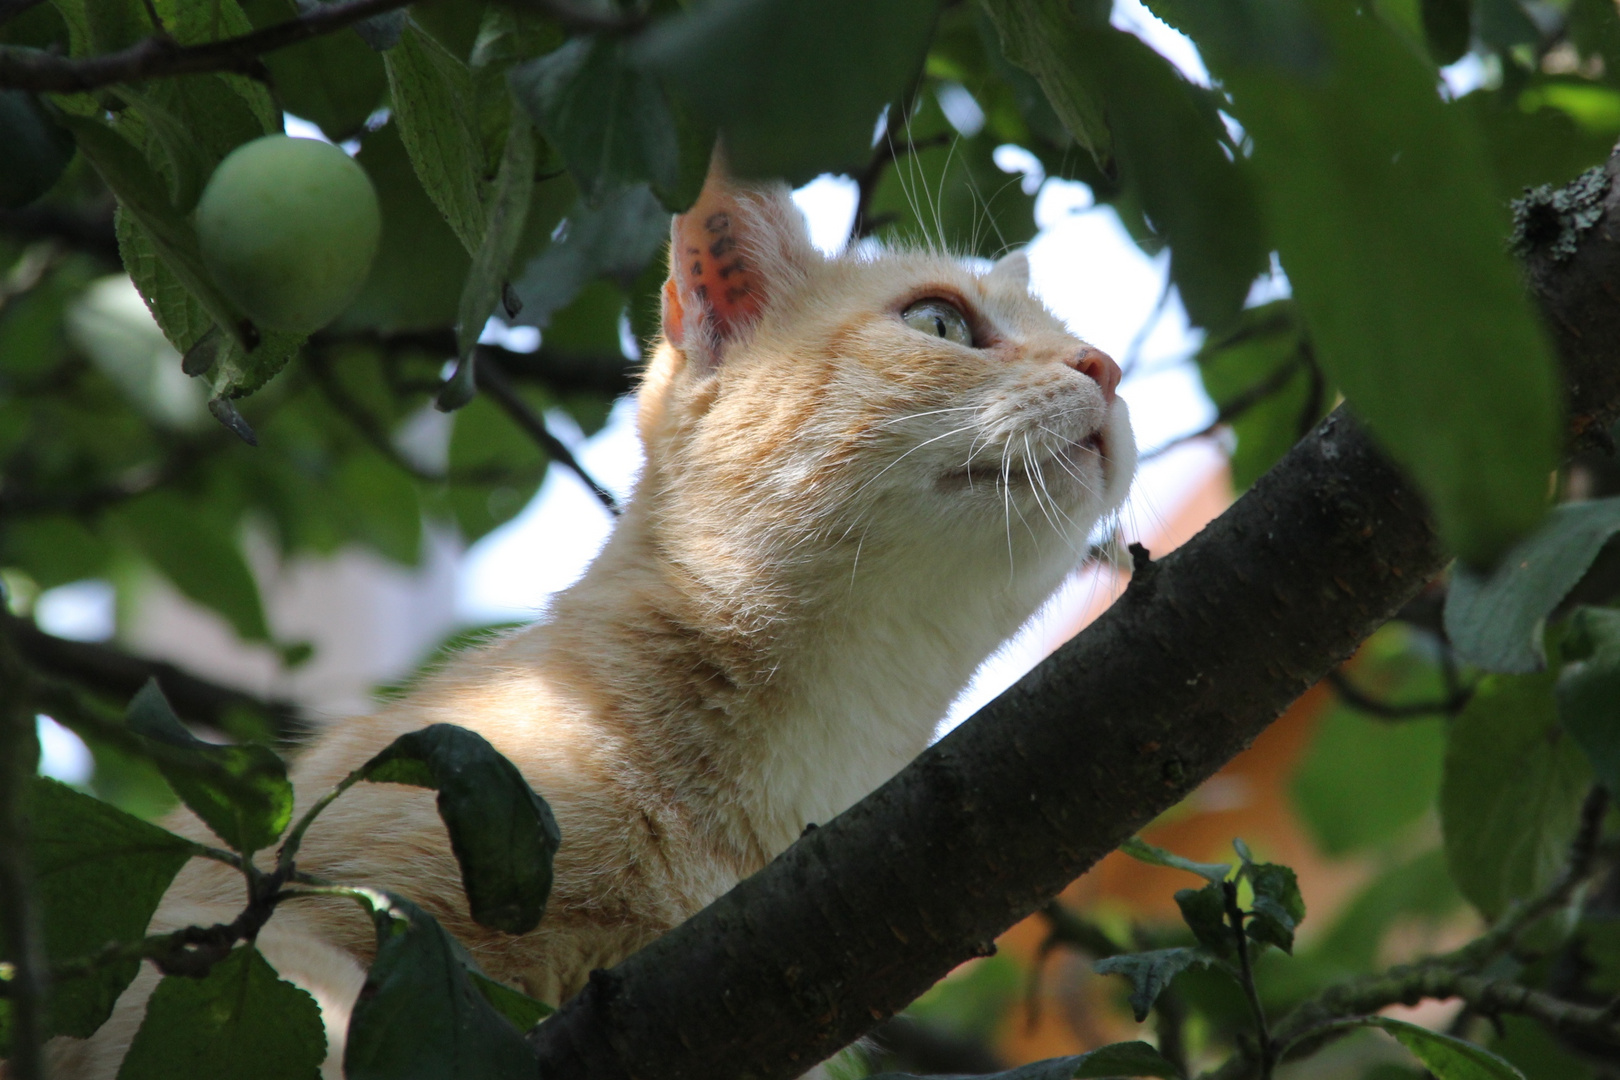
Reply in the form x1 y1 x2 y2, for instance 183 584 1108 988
0 0 413 93
526 155 1620 1078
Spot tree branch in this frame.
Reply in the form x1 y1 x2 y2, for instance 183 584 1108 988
0 0 413 93
525 152 1620 1080
472 353 620 515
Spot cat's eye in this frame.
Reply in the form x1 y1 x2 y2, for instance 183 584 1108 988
901 299 973 347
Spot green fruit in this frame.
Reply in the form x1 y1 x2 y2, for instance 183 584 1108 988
195 134 382 334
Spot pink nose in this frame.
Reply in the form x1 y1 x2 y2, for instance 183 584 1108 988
1069 345 1121 402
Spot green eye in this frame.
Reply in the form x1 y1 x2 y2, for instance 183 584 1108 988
901 299 973 347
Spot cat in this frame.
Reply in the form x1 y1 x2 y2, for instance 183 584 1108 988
51 158 1135 1078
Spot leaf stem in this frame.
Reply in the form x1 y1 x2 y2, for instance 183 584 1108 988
1223 880 1273 1080
276 766 369 875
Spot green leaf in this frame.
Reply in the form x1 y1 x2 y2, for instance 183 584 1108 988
1119 835 1232 884
1173 883 1233 957
1242 859 1305 954
1441 672 1593 919
125 680 293 854
442 392 547 542
507 182 669 332
1555 606 1620 797
1446 498 1620 674
343 892 538 1080
358 724 560 934
1159 0 1562 567
868 1040 1180 1079
1093 946 1217 1022
1350 1016 1527 1079
1420 0 1472 64
978 0 1110 162
511 34 678 206
466 970 553 1032
114 489 271 643
456 108 536 363
384 20 488 254
1292 706 1445 856
636 0 940 185
0 90 75 207
25 778 197 1041
119 945 326 1080
56 112 251 348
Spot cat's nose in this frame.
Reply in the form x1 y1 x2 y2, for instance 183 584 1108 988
1068 346 1121 402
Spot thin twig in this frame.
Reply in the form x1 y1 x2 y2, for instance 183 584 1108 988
849 84 951 245
473 353 620 515
1224 880 1274 1079
1118 272 1174 380
1324 668 1474 721
1140 351 1306 463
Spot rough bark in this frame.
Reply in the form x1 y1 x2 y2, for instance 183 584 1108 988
527 153 1620 1079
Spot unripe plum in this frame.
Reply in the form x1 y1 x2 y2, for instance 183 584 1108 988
195 135 381 334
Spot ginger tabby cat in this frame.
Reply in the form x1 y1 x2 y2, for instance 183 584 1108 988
53 160 1135 1078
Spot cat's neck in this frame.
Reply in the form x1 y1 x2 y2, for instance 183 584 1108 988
537 473 1081 863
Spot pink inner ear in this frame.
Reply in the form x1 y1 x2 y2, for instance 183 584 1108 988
672 187 768 342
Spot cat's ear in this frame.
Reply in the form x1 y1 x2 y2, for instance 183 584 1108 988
661 153 819 366
987 249 1030 291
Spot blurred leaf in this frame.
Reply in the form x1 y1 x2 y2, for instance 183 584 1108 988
359 724 560 934
905 952 1022 1041
384 19 487 254
1520 81 1620 139
1457 88 1614 216
336 122 471 333
443 391 546 541
1243 859 1305 954
1445 497 1620 674
1420 0 1472 64
978 0 1109 161
1195 301 1323 489
1174 884 1232 956
1555 605 1620 796
511 35 678 206
0 90 75 207
1094 946 1217 1022
1489 1015 1596 1080
24 778 196 1041
242 0 387 140
344 892 538 1080
1119 835 1231 884
1163 0 1561 567
1475 0 1540 51
1441 672 1592 919
508 182 668 331
1304 850 1460 975
120 945 325 1080
114 489 270 643
1293 702 1445 856
334 451 423 565
869 1041 1180 1079
636 0 939 185
456 109 536 364
1353 1016 1527 1079
2 516 111 590
126 679 293 854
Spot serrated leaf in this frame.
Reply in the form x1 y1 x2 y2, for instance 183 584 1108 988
23 778 197 1042
511 34 678 206
359 725 560 934
1351 1016 1527 1079
1555 605 1620 797
977 0 1111 163
507 182 668 331
868 1040 1180 1079
384 20 487 253
1244 860 1305 954
1094 946 1217 1022
343 892 537 1080
635 0 939 185
125 680 292 855
56 112 250 348
1153 0 1561 566
456 108 536 363
1174 884 1232 957
119 945 325 1080
1119 836 1232 884
1446 498 1620 674
1441 672 1593 919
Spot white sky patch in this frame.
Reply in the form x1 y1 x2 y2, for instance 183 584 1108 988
37 715 94 785
1111 0 1211 86
35 579 116 642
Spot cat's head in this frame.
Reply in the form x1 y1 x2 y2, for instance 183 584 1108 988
636 159 1135 604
